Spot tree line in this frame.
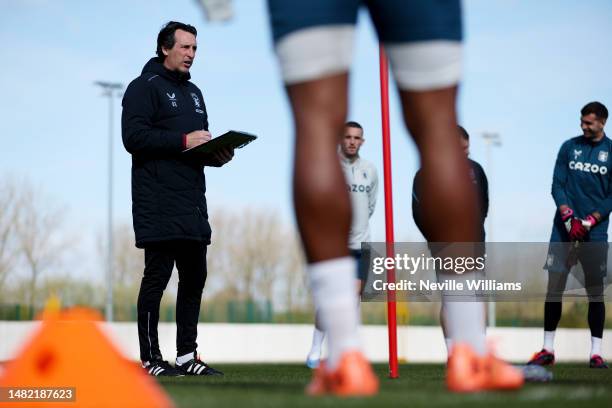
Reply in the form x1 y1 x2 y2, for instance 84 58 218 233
0 175 311 318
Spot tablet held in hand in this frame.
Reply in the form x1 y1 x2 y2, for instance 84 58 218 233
183 130 257 156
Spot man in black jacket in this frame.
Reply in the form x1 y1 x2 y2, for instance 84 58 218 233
122 21 232 377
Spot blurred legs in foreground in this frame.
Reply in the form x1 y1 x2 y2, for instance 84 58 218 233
269 0 522 394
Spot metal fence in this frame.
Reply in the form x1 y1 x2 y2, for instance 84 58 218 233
1 301 609 327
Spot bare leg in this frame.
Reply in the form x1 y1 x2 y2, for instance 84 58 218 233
287 74 351 262
286 73 363 370
400 87 479 242
357 279 364 296
401 87 485 355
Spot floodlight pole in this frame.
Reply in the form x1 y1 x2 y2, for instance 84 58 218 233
95 81 123 322
379 46 399 379
481 131 501 328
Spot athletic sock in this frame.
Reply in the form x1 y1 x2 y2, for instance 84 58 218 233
307 328 325 360
543 331 555 353
308 257 360 369
443 301 486 355
441 272 486 356
176 351 195 366
591 336 602 357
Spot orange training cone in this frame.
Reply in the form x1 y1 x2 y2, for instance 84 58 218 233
0 307 174 407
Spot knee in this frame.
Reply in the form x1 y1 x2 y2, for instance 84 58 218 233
180 272 207 294
141 271 172 292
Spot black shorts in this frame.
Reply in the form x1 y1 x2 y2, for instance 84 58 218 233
351 248 368 281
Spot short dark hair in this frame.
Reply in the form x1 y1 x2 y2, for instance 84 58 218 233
581 101 608 120
156 21 197 60
458 125 470 140
345 121 363 130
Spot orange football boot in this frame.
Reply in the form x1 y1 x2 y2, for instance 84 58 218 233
446 343 487 392
306 351 379 397
305 362 328 396
482 352 524 390
447 343 524 392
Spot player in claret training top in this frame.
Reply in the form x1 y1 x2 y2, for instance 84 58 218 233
529 101 610 369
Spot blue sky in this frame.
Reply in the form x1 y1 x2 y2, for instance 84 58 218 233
1 0 612 280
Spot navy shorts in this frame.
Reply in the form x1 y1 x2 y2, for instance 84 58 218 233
268 0 463 89
542 218 609 301
545 223 608 279
351 248 368 281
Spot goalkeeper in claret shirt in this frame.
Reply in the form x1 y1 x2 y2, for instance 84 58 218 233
528 101 610 369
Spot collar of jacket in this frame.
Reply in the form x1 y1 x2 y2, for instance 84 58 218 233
339 151 360 166
141 57 191 83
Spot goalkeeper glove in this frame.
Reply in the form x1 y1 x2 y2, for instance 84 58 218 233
569 218 588 241
561 208 574 233
581 214 598 230
561 208 588 241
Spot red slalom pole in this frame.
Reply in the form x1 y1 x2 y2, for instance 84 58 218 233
379 45 398 379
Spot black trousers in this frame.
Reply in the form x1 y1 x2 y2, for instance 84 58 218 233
137 240 208 362
544 270 606 338
544 241 606 338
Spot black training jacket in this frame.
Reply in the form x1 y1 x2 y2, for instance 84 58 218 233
412 159 489 242
122 57 211 248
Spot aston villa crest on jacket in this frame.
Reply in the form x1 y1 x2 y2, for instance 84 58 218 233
121 57 211 247
551 134 612 239
598 150 608 162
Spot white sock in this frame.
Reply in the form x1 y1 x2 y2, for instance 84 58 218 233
543 331 555 352
309 257 361 369
307 328 325 359
445 338 453 354
591 336 602 357
176 351 195 366
441 273 486 356
443 301 486 355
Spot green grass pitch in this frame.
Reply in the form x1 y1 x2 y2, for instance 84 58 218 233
158 363 612 407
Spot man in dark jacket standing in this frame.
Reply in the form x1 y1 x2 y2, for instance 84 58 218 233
122 21 232 377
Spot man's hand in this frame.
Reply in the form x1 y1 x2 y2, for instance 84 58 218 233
202 147 234 167
581 213 600 230
560 207 574 234
560 207 588 241
568 218 588 241
212 147 234 165
185 130 212 149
